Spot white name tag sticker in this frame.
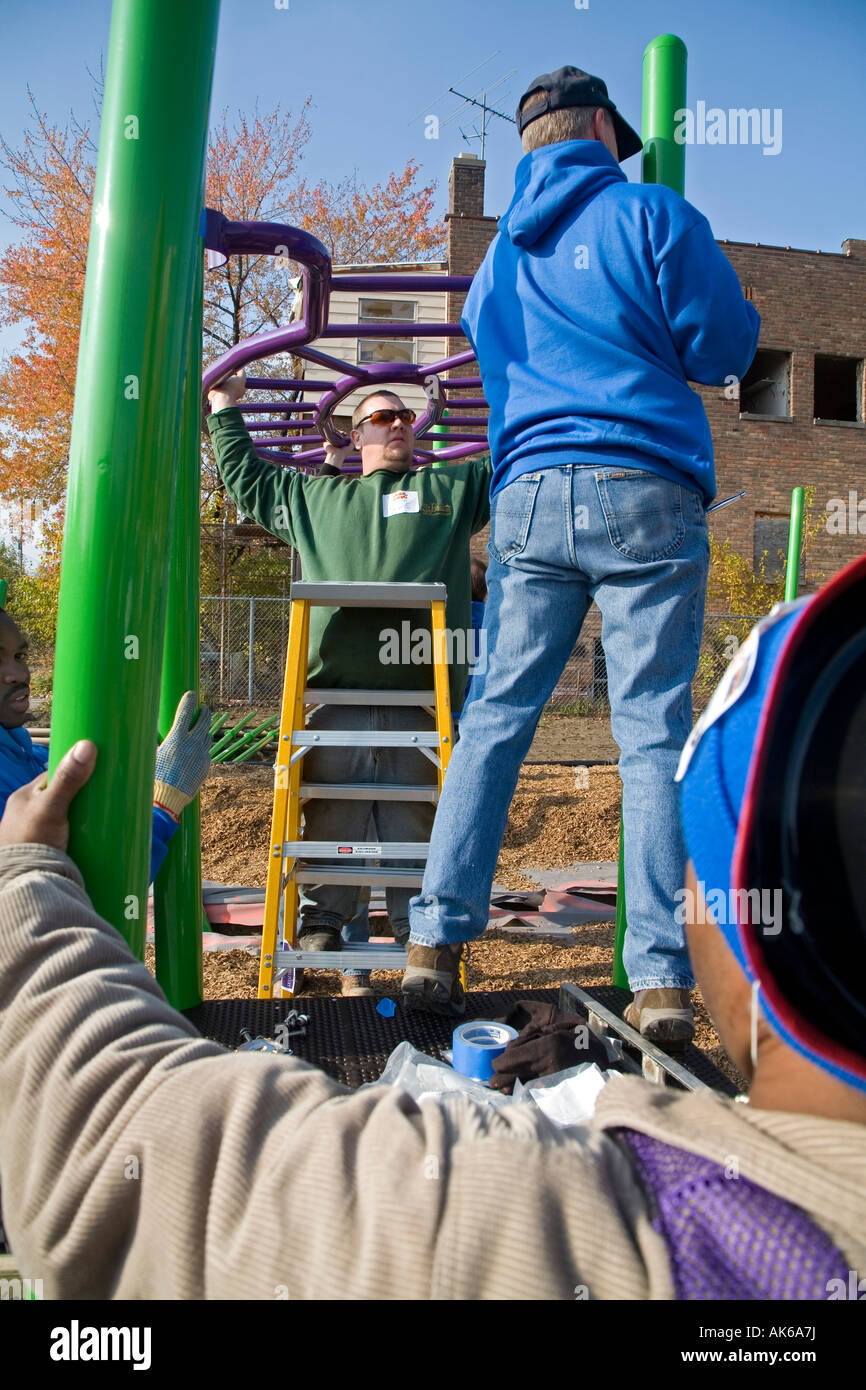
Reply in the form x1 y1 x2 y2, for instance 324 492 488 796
383 490 419 517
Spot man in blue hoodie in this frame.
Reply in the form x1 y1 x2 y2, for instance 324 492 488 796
405 67 760 1037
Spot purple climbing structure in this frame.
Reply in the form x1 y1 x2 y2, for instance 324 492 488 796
201 210 489 468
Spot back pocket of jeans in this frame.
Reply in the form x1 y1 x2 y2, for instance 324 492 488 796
594 469 685 563
488 473 542 564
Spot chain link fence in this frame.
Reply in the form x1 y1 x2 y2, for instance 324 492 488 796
200 596 292 708
201 595 756 718
545 609 757 715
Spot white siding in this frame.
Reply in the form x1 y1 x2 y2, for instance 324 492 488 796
303 269 450 417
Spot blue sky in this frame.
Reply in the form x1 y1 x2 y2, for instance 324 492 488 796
1 0 864 361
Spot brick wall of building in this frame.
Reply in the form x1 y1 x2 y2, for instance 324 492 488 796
700 238 866 588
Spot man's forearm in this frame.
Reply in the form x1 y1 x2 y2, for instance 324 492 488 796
207 406 294 542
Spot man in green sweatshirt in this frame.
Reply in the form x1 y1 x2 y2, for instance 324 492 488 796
206 373 491 970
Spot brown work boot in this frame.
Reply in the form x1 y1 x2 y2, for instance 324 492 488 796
402 943 465 1016
341 976 375 997
624 989 694 1047
298 926 341 952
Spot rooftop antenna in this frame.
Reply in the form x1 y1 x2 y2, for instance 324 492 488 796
409 54 516 158
444 71 516 160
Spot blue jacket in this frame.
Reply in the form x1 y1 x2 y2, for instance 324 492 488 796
0 725 176 883
462 141 761 503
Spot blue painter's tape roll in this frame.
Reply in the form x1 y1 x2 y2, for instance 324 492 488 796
452 1020 520 1085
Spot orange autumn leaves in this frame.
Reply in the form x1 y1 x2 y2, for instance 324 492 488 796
0 95 446 531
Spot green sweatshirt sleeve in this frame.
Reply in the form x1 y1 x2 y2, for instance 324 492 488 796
207 406 299 547
469 453 493 533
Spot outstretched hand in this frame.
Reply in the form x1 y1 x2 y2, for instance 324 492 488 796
154 692 212 822
0 741 97 852
208 369 246 415
322 441 352 471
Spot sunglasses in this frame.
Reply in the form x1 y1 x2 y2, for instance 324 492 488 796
355 408 416 428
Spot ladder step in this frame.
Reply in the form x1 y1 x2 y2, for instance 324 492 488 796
275 945 408 970
294 865 424 887
291 581 446 608
300 782 439 802
288 730 440 748
283 841 428 858
303 689 436 706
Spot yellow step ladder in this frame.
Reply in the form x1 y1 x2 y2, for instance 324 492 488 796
258 581 455 999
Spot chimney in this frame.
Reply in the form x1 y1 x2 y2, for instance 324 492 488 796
449 152 486 217
842 238 866 257
445 153 500 389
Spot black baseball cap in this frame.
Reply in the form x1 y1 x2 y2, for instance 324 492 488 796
516 66 643 162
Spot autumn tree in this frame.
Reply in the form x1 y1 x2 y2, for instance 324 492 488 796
0 92 446 530
0 93 94 514
0 87 446 638
693 487 825 709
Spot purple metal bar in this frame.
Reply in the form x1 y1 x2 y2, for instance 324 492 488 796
294 344 368 376
202 212 331 397
252 434 324 448
422 432 486 443
331 274 473 292
424 416 488 427
315 362 446 448
204 323 330 396
441 396 487 408
203 210 330 277
245 420 320 431
425 354 478 376
243 377 332 392
320 323 463 338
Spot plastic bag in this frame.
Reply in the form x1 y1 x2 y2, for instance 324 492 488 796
367 1040 515 1110
367 1041 612 1122
514 1062 610 1127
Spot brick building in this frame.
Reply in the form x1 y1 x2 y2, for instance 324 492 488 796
444 152 866 592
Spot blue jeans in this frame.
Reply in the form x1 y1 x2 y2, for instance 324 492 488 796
408 463 709 991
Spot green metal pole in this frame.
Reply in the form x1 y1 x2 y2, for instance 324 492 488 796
48 0 220 953
613 34 688 991
153 239 206 1009
612 808 629 989
430 411 450 467
784 486 805 601
641 34 688 195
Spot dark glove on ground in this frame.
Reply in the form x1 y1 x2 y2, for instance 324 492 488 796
489 1000 613 1093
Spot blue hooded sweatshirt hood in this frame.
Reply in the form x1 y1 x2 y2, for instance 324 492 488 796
462 141 760 501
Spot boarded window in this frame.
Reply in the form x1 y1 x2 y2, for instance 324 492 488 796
753 514 804 584
814 355 862 422
739 350 791 417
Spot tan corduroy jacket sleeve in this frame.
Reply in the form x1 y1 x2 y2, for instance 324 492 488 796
0 846 672 1300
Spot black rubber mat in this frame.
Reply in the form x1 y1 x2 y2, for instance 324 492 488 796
183 985 737 1095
